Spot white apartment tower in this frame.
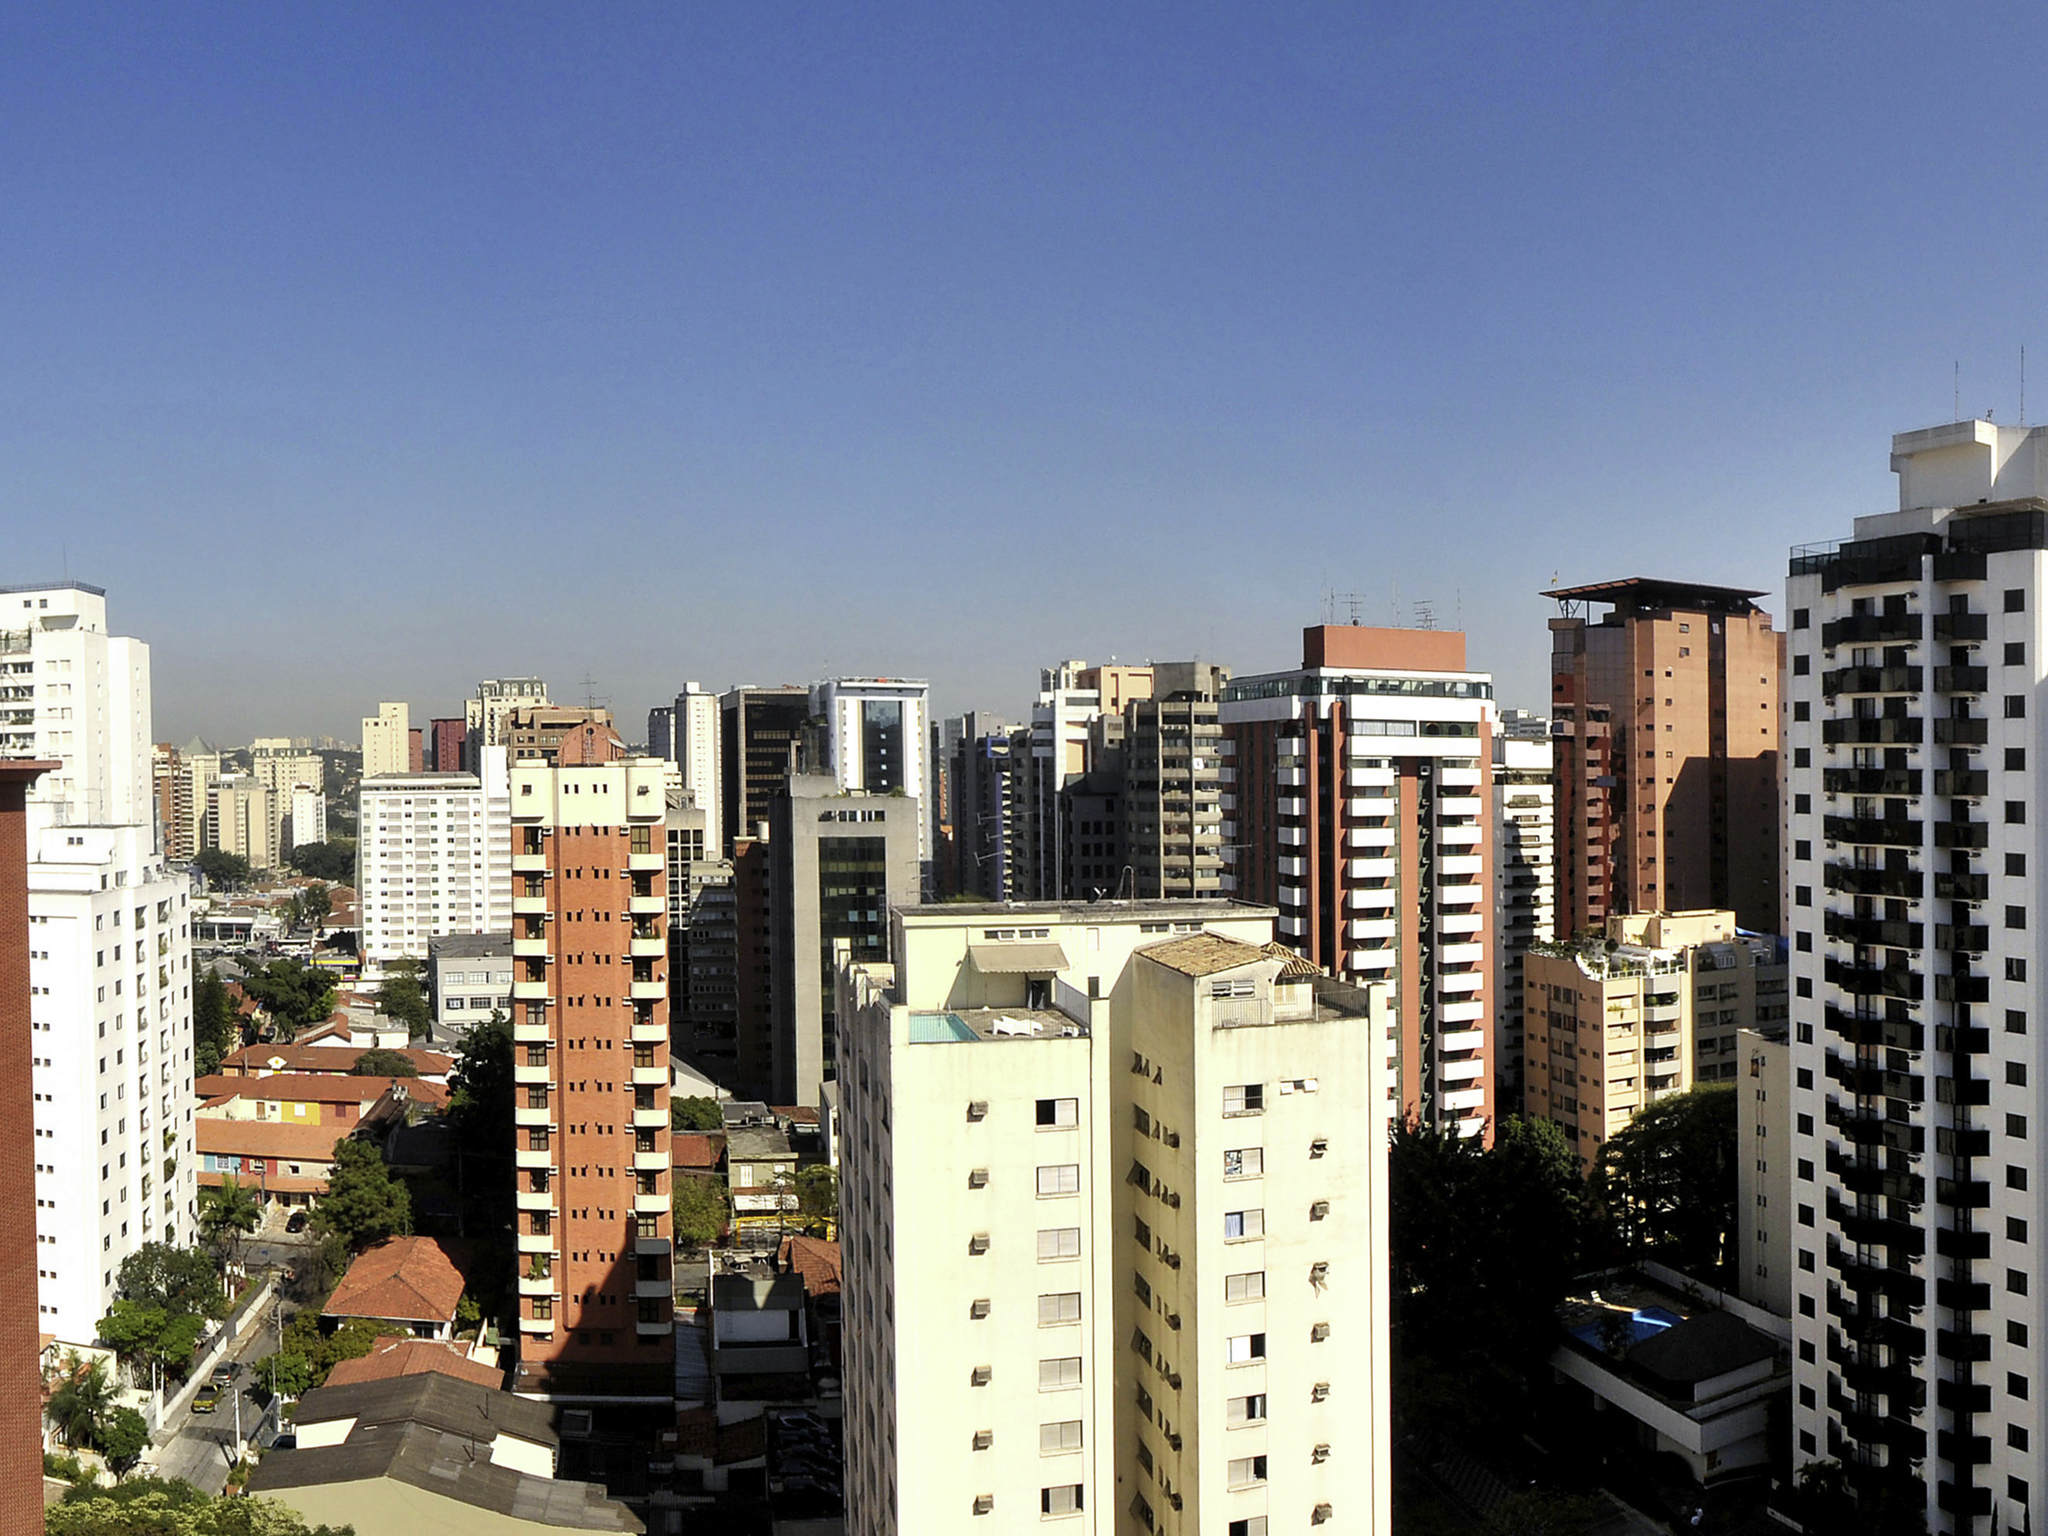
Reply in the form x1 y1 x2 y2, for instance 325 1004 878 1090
1493 716 1556 1108
810 678 929 873
356 751 511 984
1 583 197 1345
1786 419 2048 1531
838 899 1392 1536
285 788 327 852
360 701 411 777
651 682 722 856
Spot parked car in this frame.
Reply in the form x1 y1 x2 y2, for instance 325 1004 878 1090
191 1386 220 1415
210 1364 235 1389
285 1210 309 1234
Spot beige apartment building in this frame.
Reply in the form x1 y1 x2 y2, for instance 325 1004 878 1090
361 701 411 778
837 899 1392 1536
209 774 278 869
1522 910 1787 1174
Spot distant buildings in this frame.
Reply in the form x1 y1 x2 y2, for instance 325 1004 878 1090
426 931 513 1031
1545 578 1783 935
356 760 511 984
1521 911 1786 1175
807 678 930 878
1124 664 1231 900
719 685 808 855
1493 714 1556 1108
361 701 412 778
649 681 721 856
429 716 465 773
285 786 327 852
1223 624 1498 1140
209 772 277 868
3 583 198 1343
466 676 550 770
839 900 1393 1536
502 703 621 765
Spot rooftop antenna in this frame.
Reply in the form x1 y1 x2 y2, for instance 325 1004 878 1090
1413 599 1438 631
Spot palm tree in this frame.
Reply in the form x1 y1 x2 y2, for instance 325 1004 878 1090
199 1176 262 1274
45 1355 111 1449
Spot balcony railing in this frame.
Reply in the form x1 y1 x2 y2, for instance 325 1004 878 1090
1823 717 1923 745
1823 815 1921 848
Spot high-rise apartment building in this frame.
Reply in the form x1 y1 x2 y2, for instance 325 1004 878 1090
1125 664 1232 902
650 682 721 857
1549 687 1614 940
501 704 620 766
1546 578 1783 934
1736 1025 1792 1319
1493 716 1557 1107
0 760 48 1536
152 742 191 859
664 789 740 1082
251 746 322 861
507 750 673 1398
356 754 511 984
430 717 465 773
1521 910 1786 1175
361 701 411 778
720 685 809 855
285 788 327 852
1223 625 1497 1140
466 676 550 770
838 900 1392 1536
208 774 276 869
2 584 197 1344
948 716 1019 901
1785 418 2048 1529
765 774 921 1107
179 742 220 859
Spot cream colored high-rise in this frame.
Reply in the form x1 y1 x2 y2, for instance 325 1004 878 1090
1522 909 1788 1175
838 899 1392 1536
360 701 410 777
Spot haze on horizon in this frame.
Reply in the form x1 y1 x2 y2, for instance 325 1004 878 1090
8 3 2047 744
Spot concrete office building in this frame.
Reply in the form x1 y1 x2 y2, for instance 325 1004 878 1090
649 682 721 857
808 678 930 877
664 790 741 1083
948 716 1019 902
427 932 513 1032
1784 418 2048 1529
361 702 411 778
838 900 1392 1536
1545 578 1783 934
720 685 809 856
1736 1026 1792 1320
1493 716 1557 1108
502 704 620 766
2 584 197 1345
766 775 921 1107
1521 911 1786 1176
1223 625 1497 1140
466 676 550 771
508 749 673 1398
356 754 511 986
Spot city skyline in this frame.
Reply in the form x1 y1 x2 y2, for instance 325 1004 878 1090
13 5 2047 740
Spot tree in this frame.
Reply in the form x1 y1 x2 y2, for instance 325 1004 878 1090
118 1242 225 1320
671 1177 730 1250
46 1355 113 1449
97 1406 149 1475
301 882 332 929
193 969 237 1078
376 958 431 1038
283 840 356 884
192 849 252 891
448 1012 514 1143
1593 1084 1738 1282
795 1164 838 1232
239 958 336 1042
251 1311 404 1402
97 1299 206 1383
670 1095 724 1132
199 1177 262 1270
350 1048 419 1079
312 1139 412 1252
50 1477 357 1535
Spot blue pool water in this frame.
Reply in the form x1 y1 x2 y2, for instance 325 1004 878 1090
909 1011 979 1043
1571 1304 1683 1352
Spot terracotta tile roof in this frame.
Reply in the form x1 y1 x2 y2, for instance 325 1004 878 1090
325 1237 470 1325
769 1105 820 1125
224 982 263 1018
194 1073 447 1110
196 1118 348 1161
322 1338 502 1391
671 1133 725 1171
221 1043 454 1079
672 1407 767 1466
777 1236 842 1297
1259 941 1322 978
1136 932 1270 977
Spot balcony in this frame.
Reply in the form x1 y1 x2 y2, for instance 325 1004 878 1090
512 851 548 874
511 978 551 1001
515 1189 553 1212
517 1273 555 1297
1439 971 1484 994
1825 959 1923 1000
1823 1008 1923 1052
1346 825 1394 851
1440 855 1483 878
513 1016 549 1043
1824 612 1923 646
629 893 665 915
1440 910 1483 934
1824 864 1923 899
1823 665 1922 694
1933 665 1989 694
1933 611 1989 641
1824 913 1923 948
1933 769 1989 797
513 1105 553 1127
1439 795 1483 818
512 934 550 958
1345 882 1395 909
633 1106 667 1129
1823 1053 1924 1103
516 1231 555 1254
636 1234 671 1258
1347 917 1397 942
1823 716 1921 745
1279 827 1308 848
1826 1195 1925 1255
631 1018 668 1043
1933 819 1989 849
513 1062 551 1085
1347 765 1395 788
1823 768 1922 796
1277 766 1308 788
632 1064 667 1087
634 1149 668 1172
512 893 548 916
1935 972 1990 1004
637 1318 674 1337
630 934 665 958
1936 923 1989 953
518 1314 555 1336
634 1190 668 1215
628 850 665 873
514 1147 552 1169
1823 815 1920 847
630 978 667 1001
636 1275 670 1298
1439 824 1482 847
1281 856 1310 879
1441 1028 1487 1054
1933 716 1989 745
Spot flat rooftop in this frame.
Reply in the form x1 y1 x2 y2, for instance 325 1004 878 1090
902 898 1272 922
1543 577 1766 613
909 1006 1086 1043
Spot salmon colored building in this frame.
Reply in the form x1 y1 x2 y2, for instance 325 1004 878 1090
1223 627 1498 1140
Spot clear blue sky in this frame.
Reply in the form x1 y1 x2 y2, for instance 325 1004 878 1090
8 2 2048 742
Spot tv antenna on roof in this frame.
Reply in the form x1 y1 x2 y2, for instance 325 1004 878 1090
1413 599 1438 631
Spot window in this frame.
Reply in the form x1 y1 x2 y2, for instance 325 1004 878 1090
1795 885 1811 908
2011 1269 2030 1296
1226 1333 1266 1364
1037 1227 1082 1261
2008 588 2027 613
2011 1113 2029 1138
1793 608 1810 629
1792 654 1809 676
1227 1455 1268 1488
1224 1209 1264 1241
1223 1147 1263 1179
2011 958 2030 983
1040 1420 1083 1454
1038 1356 1083 1391
1041 1484 1083 1516
1223 1083 1264 1116
2012 852 2030 876
2008 641 2027 665
1227 1393 1268 1425
1038 1292 1082 1326
1224 1270 1265 1302
2010 906 2029 930
2009 801 2028 825
1037 1164 1081 1197
2010 1371 2029 1400
1036 1098 1078 1129
2010 1063 2030 1087
2009 694 2030 719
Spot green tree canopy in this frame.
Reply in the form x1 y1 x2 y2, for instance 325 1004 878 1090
252 1311 405 1402
300 882 332 928
96 1299 207 1380
97 1406 149 1474
192 849 252 891
199 1177 262 1262
1593 1084 1738 1282
240 958 337 1042
45 1356 113 1449
51 1477 356 1536
448 1012 513 1143
193 968 237 1078
350 1048 419 1079
118 1242 225 1319
376 958 431 1038
312 1139 412 1252
670 1095 724 1132
283 840 356 884
672 1176 730 1250
795 1164 838 1231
